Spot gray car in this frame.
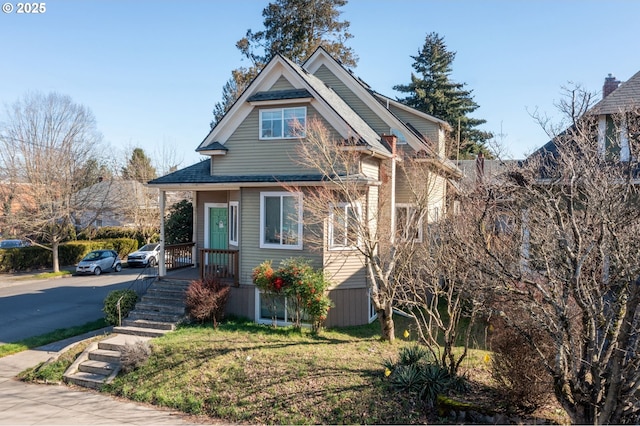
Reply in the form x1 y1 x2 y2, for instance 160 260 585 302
76 250 123 275
126 243 160 267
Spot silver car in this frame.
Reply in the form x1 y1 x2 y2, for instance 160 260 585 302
76 250 122 276
126 243 160 267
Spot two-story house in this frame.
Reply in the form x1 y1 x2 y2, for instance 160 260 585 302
149 47 460 327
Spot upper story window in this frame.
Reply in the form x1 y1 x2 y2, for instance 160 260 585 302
260 191 303 250
329 202 362 250
260 107 306 139
396 204 422 243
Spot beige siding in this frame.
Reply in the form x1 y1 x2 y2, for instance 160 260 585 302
239 187 323 286
360 156 380 180
213 106 342 176
325 287 371 327
388 104 440 144
269 76 296 91
323 251 368 290
196 191 229 249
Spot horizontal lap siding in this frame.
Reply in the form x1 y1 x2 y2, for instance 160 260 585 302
388 104 440 145
323 251 367 290
270 76 296 91
240 187 323 287
196 191 229 248
212 107 337 176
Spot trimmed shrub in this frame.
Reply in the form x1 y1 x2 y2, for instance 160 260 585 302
103 290 139 326
120 340 152 373
185 276 230 327
77 226 158 248
0 238 138 272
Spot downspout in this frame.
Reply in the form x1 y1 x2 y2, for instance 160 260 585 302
159 189 166 276
192 190 198 269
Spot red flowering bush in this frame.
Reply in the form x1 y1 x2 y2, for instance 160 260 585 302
252 258 333 332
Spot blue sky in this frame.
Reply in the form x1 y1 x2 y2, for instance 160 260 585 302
1 0 638 170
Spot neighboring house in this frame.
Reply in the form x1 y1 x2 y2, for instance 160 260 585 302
0 182 36 237
73 179 159 229
149 47 460 327
530 71 640 168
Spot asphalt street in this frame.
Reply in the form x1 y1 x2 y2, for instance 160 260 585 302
0 267 144 344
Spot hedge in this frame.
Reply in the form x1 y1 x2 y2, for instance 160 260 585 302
0 238 138 273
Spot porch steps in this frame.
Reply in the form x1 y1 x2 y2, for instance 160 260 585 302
64 334 151 390
64 279 191 390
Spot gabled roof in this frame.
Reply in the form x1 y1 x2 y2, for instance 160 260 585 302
590 70 640 115
198 49 391 158
303 47 449 157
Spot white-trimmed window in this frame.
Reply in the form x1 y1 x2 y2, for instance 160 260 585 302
328 202 361 250
229 201 239 245
260 192 303 249
396 204 423 242
260 107 306 139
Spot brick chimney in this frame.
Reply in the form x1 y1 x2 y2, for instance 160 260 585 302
603 73 620 98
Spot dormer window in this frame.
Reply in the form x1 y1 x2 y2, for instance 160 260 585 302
260 107 306 139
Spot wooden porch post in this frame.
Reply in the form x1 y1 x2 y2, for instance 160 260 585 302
159 189 166 276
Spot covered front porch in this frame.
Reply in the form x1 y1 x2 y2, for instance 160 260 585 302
162 244 239 286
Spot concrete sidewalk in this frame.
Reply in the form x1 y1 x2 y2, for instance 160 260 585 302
0 331 204 425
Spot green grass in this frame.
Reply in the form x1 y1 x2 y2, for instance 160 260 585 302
0 318 109 358
102 318 490 424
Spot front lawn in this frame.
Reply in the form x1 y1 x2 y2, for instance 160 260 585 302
105 319 437 424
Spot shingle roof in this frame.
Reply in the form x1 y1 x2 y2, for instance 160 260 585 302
247 88 312 102
148 159 376 186
591 70 640 115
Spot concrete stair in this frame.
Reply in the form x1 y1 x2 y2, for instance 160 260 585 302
64 279 191 389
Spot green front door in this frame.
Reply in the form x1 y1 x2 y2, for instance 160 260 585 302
208 207 229 273
209 207 228 250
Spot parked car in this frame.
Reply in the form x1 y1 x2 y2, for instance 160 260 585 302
0 239 31 248
76 250 122 275
126 243 160 267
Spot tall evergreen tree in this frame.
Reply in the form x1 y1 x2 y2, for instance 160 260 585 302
211 0 357 128
394 32 492 159
121 148 157 183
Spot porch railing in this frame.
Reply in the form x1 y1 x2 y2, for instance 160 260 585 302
165 242 196 270
200 248 239 286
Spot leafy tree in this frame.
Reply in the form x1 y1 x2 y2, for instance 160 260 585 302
394 32 492 159
211 0 357 128
0 92 104 272
121 148 156 183
165 199 193 244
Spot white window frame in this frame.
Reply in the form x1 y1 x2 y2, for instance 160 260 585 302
254 290 312 327
229 201 239 246
259 191 303 250
328 202 362 250
396 203 423 243
259 106 306 140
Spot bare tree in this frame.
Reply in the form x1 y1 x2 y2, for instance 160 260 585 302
0 92 105 272
473 88 640 424
287 119 459 344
